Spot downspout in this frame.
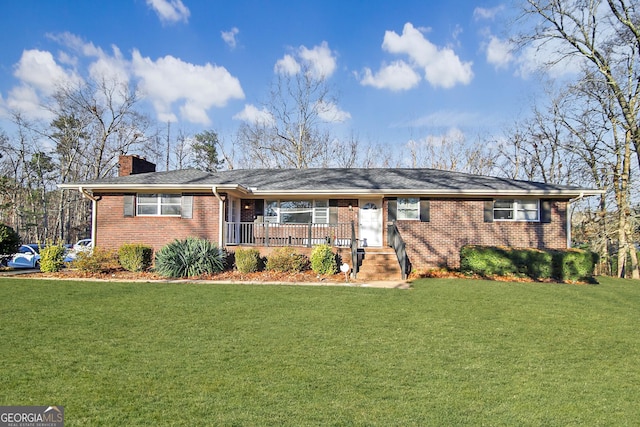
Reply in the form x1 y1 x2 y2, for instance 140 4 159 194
567 192 585 249
79 186 100 246
212 186 225 247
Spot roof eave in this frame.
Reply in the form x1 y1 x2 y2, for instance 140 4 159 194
57 184 603 198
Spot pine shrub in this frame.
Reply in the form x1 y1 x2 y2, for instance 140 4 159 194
310 244 338 275
265 247 309 273
118 243 153 272
40 243 66 272
0 224 20 259
154 237 226 278
234 248 262 273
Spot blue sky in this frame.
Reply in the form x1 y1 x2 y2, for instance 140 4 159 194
0 0 557 152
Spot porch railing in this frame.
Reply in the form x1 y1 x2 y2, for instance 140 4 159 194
224 222 354 248
387 222 410 280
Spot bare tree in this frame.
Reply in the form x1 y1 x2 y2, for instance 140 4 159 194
406 131 500 174
53 76 151 180
521 0 640 169
238 66 342 169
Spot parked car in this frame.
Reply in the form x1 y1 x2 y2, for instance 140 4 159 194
64 239 93 262
8 244 43 269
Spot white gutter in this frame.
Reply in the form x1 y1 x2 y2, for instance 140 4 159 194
78 186 100 246
567 192 585 249
212 186 225 247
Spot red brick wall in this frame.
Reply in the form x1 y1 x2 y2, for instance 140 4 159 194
385 198 568 270
95 194 568 271
95 193 220 252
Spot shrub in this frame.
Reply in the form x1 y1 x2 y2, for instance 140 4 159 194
0 224 20 260
235 248 262 273
118 243 153 272
460 245 597 282
40 243 66 272
460 245 516 276
154 237 226 278
265 247 309 273
72 247 119 273
310 244 338 275
553 249 598 282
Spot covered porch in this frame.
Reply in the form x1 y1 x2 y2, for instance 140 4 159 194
223 221 356 248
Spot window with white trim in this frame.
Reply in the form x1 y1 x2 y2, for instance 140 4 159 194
137 194 182 216
397 197 420 220
264 199 329 224
493 199 539 221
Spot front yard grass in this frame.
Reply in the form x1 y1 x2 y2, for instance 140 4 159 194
1 276 639 425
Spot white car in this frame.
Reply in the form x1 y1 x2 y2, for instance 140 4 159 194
8 244 42 269
64 239 93 262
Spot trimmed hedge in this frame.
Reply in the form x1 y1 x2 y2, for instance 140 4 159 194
234 248 262 273
310 244 338 275
72 247 120 274
118 243 153 272
265 247 309 273
460 245 597 282
40 243 66 272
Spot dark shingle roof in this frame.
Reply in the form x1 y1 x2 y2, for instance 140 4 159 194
61 167 598 196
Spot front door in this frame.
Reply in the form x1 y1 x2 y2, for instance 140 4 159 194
358 199 382 247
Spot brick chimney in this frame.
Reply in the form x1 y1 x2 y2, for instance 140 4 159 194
118 155 156 176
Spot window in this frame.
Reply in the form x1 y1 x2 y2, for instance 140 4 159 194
264 200 329 224
493 199 539 221
397 198 419 220
137 194 182 216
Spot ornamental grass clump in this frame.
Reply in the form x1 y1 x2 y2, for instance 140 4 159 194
310 244 338 275
154 237 226 278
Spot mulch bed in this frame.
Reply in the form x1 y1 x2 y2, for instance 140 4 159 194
23 268 356 284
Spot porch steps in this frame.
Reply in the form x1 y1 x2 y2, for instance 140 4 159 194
357 248 402 281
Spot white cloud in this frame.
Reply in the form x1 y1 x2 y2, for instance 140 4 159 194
473 6 505 21
316 100 351 123
516 40 585 79
485 36 514 69
131 50 244 125
5 49 82 119
274 54 301 76
298 42 337 79
274 42 337 79
401 110 486 129
360 61 421 91
5 85 53 121
233 104 274 126
146 0 190 24
13 49 82 95
381 22 473 88
221 27 239 49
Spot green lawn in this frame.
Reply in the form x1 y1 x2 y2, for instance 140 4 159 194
1 277 639 426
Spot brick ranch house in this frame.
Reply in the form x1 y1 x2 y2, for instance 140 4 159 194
60 155 600 280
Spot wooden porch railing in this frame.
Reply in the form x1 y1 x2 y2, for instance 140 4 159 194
224 222 354 248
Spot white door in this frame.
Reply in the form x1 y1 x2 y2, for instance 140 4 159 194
358 199 383 247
